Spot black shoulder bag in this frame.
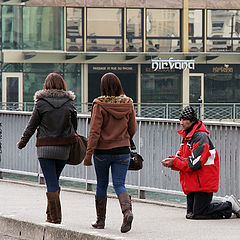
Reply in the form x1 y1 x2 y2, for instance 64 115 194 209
128 139 144 171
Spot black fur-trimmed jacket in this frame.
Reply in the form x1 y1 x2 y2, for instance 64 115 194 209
20 89 77 148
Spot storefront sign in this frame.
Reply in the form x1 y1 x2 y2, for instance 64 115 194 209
89 64 137 73
151 58 195 71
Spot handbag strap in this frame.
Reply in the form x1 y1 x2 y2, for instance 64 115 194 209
130 139 137 152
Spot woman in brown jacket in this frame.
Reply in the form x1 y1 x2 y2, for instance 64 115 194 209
84 72 137 233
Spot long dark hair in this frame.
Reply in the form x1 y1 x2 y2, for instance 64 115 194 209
100 72 124 96
43 73 67 90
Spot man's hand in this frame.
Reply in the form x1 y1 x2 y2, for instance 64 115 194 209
161 158 174 168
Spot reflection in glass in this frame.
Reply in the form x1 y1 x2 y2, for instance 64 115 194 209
2 5 22 49
146 9 180 37
207 39 240 52
127 9 142 52
146 39 180 52
2 63 22 72
190 76 201 103
23 7 63 50
146 9 180 52
23 73 47 102
141 72 182 103
87 38 122 52
208 10 240 38
207 10 240 52
7 77 18 102
67 8 83 51
205 73 240 103
189 10 203 52
64 73 81 103
23 63 63 73
23 64 81 104
87 8 122 51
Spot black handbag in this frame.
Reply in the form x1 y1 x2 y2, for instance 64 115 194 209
67 134 88 165
128 139 143 171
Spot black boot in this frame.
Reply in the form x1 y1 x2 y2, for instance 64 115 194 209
118 192 133 233
92 197 107 229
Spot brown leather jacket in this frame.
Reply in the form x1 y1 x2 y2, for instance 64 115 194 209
85 95 137 162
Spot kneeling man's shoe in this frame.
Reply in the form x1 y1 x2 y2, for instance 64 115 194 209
226 195 240 217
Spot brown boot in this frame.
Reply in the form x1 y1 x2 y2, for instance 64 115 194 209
118 192 133 233
92 197 107 229
46 191 61 224
46 188 61 223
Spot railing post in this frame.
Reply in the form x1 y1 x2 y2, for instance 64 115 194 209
166 103 168 119
233 103 236 121
137 121 142 199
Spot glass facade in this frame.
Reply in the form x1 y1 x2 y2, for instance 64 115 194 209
0 63 81 103
2 5 22 49
67 8 83 51
0 4 240 114
127 9 142 52
207 10 240 52
146 9 181 52
2 6 63 50
189 10 203 52
23 7 63 50
87 8 122 51
141 65 182 103
205 72 240 103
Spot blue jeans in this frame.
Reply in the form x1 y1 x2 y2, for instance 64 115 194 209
93 154 130 198
39 158 66 192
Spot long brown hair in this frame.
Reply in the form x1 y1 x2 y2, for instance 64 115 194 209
100 72 124 96
43 73 67 90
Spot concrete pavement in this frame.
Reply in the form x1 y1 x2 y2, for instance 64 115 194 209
0 179 240 240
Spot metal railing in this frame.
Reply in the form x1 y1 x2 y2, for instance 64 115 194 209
0 111 240 198
1 102 240 121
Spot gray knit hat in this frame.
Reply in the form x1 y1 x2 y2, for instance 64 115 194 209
179 106 198 121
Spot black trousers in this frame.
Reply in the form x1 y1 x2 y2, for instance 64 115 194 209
187 192 232 219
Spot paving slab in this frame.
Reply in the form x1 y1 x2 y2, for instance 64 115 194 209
0 180 240 240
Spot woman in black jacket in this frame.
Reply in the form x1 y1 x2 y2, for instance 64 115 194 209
17 73 77 224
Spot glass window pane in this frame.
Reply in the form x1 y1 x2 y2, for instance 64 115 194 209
7 77 18 102
146 9 180 38
23 63 63 73
188 39 203 52
2 63 22 72
141 69 182 103
205 73 240 103
207 39 240 52
189 10 203 38
189 10 203 52
87 38 122 52
127 9 142 52
207 10 240 38
64 73 81 103
2 5 22 49
146 39 180 52
23 73 46 102
190 76 201 103
87 8 122 37
23 7 63 50
67 7 83 51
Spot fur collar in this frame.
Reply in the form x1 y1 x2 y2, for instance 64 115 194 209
34 89 75 102
93 95 133 104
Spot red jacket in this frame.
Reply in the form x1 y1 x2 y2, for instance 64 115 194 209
171 121 219 195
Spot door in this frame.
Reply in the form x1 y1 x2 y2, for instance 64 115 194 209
2 73 23 110
189 73 204 120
